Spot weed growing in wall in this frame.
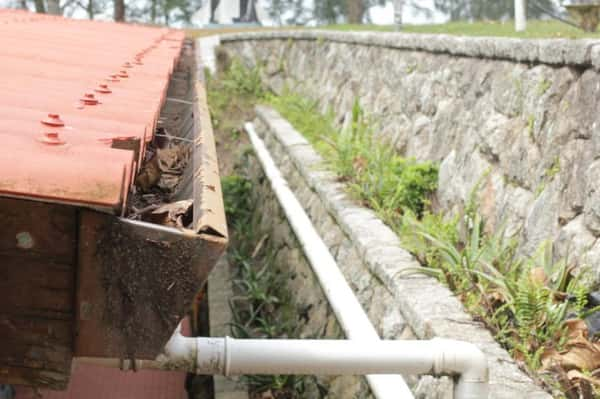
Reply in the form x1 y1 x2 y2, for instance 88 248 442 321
399 203 599 396
206 56 265 144
266 93 438 220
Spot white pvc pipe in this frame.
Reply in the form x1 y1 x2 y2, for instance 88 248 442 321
79 333 488 398
244 122 413 399
78 122 490 399
515 0 527 32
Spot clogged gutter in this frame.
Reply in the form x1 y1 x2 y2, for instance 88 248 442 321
126 47 195 229
129 134 193 228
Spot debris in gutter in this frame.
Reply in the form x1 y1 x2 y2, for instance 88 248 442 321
156 138 190 191
129 125 192 229
146 199 193 228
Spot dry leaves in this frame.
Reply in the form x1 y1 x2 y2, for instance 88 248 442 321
529 267 548 285
156 142 190 191
135 156 161 192
542 318 600 395
135 139 190 193
145 199 193 228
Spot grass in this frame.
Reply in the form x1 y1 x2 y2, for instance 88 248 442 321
327 20 600 39
187 19 600 40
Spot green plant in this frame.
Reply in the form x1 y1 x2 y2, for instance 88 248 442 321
538 78 552 96
221 166 310 397
546 157 560 179
528 115 536 141
221 59 265 98
266 93 438 219
402 206 594 372
222 175 253 223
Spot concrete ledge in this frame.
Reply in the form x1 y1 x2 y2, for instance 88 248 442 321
253 105 552 399
218 30 600 68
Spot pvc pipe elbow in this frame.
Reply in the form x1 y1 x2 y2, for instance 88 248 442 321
155 325 198 371
432 338 489 399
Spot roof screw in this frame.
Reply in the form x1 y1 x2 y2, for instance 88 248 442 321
106 74 120 82
80 92 99 105
117 70 129 78
95 83 112 94
122 61 133 68
134 58 143 65
41 113 65 127
39 132 66 145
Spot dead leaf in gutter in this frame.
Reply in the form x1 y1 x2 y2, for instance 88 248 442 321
157 143 189 174
158 173 181 191
135 156 160 192
144 199 193 228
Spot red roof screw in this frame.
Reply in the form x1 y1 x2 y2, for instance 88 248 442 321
41 113 65 127
95 83 112 94
122 61 133 68
38 132 66 145
117 70 129 78
80 92 99 105
106 74 120 82
134 58 143 65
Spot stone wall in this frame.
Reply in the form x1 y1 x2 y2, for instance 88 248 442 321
246 105 550 398
219 31 600 283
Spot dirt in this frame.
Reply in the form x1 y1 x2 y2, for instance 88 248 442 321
96 218 201 359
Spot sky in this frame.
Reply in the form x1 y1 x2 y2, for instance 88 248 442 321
0 0 449 25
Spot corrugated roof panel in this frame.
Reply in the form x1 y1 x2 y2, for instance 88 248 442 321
0 9 185 213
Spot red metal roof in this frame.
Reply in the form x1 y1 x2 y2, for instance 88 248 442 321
0 9 185 213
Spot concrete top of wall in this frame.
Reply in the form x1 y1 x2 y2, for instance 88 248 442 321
219 30 600 68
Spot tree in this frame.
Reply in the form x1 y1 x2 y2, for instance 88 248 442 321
431 0 558 21
313 0 344 24
33 0 46 12
114 0 125 21
267 0 286 25
46 0 61 14
346 0 364 23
